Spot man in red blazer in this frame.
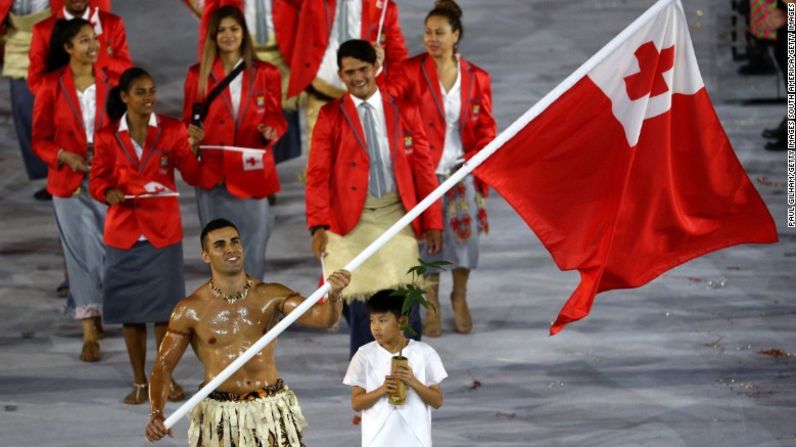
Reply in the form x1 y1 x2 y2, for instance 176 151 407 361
306 39 443 357
288 0 408 160
27 0 131 94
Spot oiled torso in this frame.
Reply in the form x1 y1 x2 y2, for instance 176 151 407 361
174 282 296 395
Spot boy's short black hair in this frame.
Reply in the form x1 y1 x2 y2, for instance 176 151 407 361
200 218 239 250
337 39 377 69
366 289 403 319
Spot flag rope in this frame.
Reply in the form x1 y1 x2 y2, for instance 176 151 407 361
163 0 678 429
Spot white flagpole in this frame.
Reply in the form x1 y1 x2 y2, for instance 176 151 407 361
376 0 389 45
200 145 267 154
163 0 677 429
123 192 180 199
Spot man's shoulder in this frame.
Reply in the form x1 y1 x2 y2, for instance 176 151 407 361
32 15 56 33
252 281 298 301
98 10 126 26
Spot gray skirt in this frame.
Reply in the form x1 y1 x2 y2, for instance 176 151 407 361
52 183 106 320
421 174 486 270
102 240 185 324
195 186 274 281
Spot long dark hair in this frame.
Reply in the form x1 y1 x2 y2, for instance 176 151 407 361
45 18 93 73
106 67 152 121
426 0 464 48
198 5 256 98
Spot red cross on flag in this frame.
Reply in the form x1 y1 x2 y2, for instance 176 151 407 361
240 149 265 172
474 0 777 335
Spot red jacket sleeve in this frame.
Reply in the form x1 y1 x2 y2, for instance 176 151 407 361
381 59 415 102
171 123 220 189
102 15 133 78
263 65 287 141
31 79 61 167
182 67 198 125
27 23 48 94
305 104 335 229
381 2 408 71
88 129 117 203
406 106 443 232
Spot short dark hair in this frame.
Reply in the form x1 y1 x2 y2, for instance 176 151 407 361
337 39 377 69
200 218 240 250
366 290 403 319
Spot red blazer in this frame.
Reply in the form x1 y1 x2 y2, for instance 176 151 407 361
196 0 298 63
89 115 220 250
286 0 408 98
387 54 497 196
183 59 286 198
31 66 112 197
27 8 132 94
50 1 112 13
306 89 443 237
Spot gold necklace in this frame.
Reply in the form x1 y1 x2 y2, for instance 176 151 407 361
209 279 253 304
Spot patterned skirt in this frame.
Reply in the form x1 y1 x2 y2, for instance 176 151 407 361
421 174 488 270
188 379 306 447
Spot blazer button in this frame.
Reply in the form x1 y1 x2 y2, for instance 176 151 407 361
351 186 357 191
351 162 356 167
219 120 225 124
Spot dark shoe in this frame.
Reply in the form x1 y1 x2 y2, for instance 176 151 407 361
762 118 786 140
33 188 52 201
56 280 69 298
764 139 786 151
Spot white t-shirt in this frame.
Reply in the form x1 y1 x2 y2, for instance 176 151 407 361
343 339 447 447
76 84 96 144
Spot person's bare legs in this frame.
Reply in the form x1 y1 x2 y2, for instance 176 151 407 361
79 317 100 362
122 323 148 404
422 273 442 337
450 268 472 334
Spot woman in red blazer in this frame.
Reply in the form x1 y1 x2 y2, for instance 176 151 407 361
387 0 497 336
31 18 112 363
90 67 218 405
183 5 286 281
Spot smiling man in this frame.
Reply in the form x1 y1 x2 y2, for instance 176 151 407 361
144 218 351 447
305 39 444 359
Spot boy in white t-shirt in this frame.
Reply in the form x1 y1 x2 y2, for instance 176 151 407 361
343 290 447 447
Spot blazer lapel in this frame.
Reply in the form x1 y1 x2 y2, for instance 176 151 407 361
114 126 140 169
420 54 445 120
236 66 254 130
94 67 111 132
211 58 235 119
382 92 399 163
459 58 474 135
59 69 86 134
138 117 163 172
340 94 369 155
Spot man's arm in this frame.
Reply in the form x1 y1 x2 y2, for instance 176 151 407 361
306 105 336 258
145 302 193 443
279 270 351 328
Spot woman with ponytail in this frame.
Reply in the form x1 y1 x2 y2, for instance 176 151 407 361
31 18 112 362
89 67 219 405
387 0 497 336
182 5 287 282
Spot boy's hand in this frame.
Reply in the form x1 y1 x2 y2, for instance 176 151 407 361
384 375 399 395
391 364 419 389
